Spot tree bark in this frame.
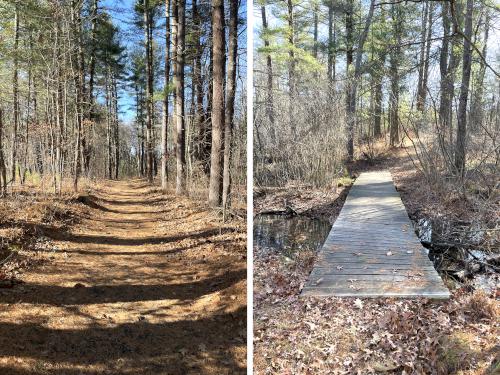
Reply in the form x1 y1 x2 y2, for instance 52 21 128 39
454 0 474 175
261 5 275 140
287 0 296 135
175 0 186 195
161 0 171 190
72 0 84 192
327 1 336 82
193 0 209 173
416 1 429 112
208 0 225 207
144 0 154 183
222 0 238 212
389 3 402 147
11 4 19 183
420 2 433 111
438 2 450 134
0 108 7 195
373 52 386 137
113 78 119 179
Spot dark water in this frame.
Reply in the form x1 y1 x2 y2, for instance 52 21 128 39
253 214 332 257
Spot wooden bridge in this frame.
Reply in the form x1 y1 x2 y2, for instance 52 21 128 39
302 170 450 299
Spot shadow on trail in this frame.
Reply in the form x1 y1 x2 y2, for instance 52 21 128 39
48 227 236 246
77 195 169 215
35 239 235 257
0 307 246 375
88 195 168 206
1 269 245 305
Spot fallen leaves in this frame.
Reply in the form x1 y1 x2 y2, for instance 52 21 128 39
354 298 363 309
254 243 500 375
304 321 317 331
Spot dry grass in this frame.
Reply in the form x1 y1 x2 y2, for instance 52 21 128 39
463 291 499 322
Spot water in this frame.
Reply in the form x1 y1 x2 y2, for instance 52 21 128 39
253 214 332 257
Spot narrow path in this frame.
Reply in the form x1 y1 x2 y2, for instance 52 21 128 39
302 170 450 298
0 180 246 374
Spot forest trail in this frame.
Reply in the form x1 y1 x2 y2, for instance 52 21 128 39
0 180 246 375
302 170 450 298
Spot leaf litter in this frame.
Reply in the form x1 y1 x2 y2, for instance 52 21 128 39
254 245 499 374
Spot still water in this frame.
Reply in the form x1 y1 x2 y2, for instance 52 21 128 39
253 214 332 257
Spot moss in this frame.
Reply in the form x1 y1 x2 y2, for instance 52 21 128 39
437 332 475 374
337 176 354 187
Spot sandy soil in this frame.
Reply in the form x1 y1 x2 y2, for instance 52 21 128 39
0 179 246 374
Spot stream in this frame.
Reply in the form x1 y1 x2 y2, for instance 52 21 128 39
255 214 498 293
253 214 331 258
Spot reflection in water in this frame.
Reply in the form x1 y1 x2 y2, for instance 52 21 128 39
254 214 332 257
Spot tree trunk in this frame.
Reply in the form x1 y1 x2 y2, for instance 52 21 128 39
470 9 489 131
373 53 385 137
193 0 209 173
454 0 474 175
327 1 336 82
72 0 84 192
346 0 376 160
287 0 296 136
11 4 19 183
175 0 186 195
222 0 238 212
416 1 429 111
113 78 119 179
389 3 402 147
420 2 433 111
106 75 112 179
161 0 171 190
261 5 275 140
86 0 98 174
0 108 7 195
438 2 450 135
313 3 318 59
144 0 154 183
208 0 225 207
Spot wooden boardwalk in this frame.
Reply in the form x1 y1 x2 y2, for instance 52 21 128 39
302 170 450 299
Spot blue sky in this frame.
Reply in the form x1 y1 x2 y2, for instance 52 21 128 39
101 0 138 123
99 0 248 124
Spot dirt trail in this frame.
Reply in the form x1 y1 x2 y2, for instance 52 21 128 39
0 180 246 375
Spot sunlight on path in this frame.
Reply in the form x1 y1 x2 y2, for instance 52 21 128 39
0 180 246 375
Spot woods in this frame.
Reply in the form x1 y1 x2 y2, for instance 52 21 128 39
0 0 246 210
254 0 499 187
0 1 248 373
253 1 499 373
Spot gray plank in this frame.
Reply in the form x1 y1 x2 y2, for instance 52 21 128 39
301 170 449 299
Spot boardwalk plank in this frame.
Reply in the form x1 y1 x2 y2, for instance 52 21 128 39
302 170 450 299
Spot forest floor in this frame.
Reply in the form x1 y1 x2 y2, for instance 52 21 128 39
0 179 246 375
254 146 499 374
